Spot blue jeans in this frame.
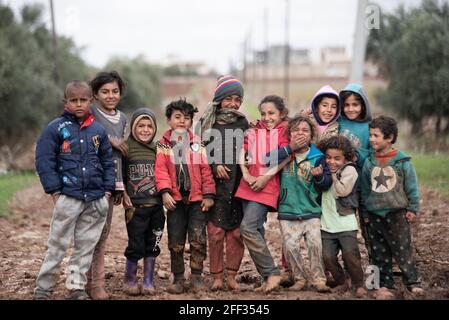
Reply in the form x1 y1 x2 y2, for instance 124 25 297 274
240 200 280 278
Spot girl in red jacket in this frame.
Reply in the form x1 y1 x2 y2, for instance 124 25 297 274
155 98 215 294
235 95 290 293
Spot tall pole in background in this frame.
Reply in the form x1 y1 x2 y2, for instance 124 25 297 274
262 7 269 96
284 0 290 103
49 0 61 86
350 0 369 84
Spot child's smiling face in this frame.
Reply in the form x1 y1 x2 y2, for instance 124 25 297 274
95 81 121 113
260 102 285 130
221 95 242 110
317 97 338 124
343 94 363 121
134 118 155 143
325 148 347 173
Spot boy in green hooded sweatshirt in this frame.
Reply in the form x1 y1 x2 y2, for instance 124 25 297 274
122 108 165 296
361 116 423 299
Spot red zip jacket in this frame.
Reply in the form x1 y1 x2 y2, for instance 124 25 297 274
235 120 289 210
155 129 215 202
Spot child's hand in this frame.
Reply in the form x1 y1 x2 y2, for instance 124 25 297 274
113 191 123 206
289 136 309 151
51 193 60 205
405 211 417 223
104 192 112 201
299 107 312 117
216 165 231 180
310 165 323 177
243 173 257 186
249 120 259 129
162 192 177 211
201 198 214 212
123 192 133 209
251 175 271 192
109 137 129 156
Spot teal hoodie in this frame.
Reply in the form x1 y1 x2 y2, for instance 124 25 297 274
338 83 372 168
278 144 332 220
360 150 420 218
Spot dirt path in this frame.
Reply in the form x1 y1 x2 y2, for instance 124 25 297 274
1 183 448 300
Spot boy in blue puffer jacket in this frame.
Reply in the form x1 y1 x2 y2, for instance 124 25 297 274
33 81 115 300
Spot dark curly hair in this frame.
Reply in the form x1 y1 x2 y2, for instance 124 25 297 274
318 135 356 162
89 70 127 96
369 115 398 144
286 115 315 140
165 98 198 119
258 95 289 118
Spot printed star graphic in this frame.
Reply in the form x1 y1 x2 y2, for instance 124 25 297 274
374 168 393 189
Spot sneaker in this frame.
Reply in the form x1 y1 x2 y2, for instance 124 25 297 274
68 289 90 300
33 290 51 300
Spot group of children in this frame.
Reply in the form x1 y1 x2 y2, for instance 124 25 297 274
33 72 424 300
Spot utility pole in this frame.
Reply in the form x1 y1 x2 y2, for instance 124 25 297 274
350 0 369 84
49 0 61 86
263 7 269 95
242 31 250 84
284 0 290 103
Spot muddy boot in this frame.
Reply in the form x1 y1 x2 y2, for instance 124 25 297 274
123 259 140 296
210 273 223 291
142 257 156 295
167 277 185 294
226 271 240 291
191 274 207 293
86 245 109 300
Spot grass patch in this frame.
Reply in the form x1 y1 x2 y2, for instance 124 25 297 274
0 171 38 217
410 152 449 198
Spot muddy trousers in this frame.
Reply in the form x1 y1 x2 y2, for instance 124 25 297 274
35 195 108 296
367 211 420 289
207 221 244 275
321 230 364 288
240 201 280 279
125 205 165 262
86 198 114 291
279 218 326 283
167 202 207 280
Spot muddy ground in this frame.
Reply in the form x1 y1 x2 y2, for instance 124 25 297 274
1 183 448 300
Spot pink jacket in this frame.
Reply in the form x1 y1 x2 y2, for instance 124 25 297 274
235 120 289 210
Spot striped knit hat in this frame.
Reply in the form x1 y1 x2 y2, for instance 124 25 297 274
213 75 244 103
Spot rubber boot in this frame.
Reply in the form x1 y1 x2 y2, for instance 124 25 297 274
124 259 140 295
142 257 156 295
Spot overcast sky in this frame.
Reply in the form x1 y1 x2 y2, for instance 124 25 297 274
7 0 423 73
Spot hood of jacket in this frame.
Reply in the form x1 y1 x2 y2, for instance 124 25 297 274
339 83 372 123
311 85 341 126
130 108 157 144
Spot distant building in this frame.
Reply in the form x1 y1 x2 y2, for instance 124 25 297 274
243 45 378 80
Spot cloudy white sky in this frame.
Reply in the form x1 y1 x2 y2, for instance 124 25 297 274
7 0 422 73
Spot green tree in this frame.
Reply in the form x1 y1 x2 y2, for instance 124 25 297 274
367 0 449 136
0 3 91 146
105 55 162 115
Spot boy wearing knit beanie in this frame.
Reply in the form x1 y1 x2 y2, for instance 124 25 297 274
199 75 249 291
